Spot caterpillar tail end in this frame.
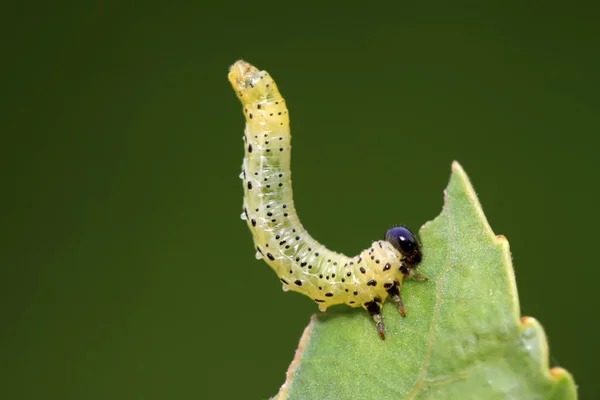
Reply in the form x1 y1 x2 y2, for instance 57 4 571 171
228 60 270 104
228 60 259 92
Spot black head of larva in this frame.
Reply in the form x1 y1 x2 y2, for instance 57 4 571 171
385 225 422 265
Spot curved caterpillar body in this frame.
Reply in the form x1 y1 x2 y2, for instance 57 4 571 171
228 60 426 338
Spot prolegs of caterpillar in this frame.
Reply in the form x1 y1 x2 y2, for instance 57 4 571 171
228 59 427 338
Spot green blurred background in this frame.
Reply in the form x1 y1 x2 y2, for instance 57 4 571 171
2 1 598 399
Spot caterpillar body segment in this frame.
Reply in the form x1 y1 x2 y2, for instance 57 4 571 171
228 60 426 338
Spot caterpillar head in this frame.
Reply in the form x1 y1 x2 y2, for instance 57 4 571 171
385 225 422 266
228 60 278 105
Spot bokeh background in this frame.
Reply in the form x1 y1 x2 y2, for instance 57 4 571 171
3 1 599 399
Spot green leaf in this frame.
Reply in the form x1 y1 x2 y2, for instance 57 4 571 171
274 161 577 400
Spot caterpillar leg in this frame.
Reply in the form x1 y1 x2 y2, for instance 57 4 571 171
385 283 406 317
409 270 428 281
364 300 385 339
400 262 428 281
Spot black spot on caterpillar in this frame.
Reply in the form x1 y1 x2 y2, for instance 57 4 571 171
228 60 427 339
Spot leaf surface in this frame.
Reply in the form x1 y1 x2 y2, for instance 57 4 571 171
275 162 576 400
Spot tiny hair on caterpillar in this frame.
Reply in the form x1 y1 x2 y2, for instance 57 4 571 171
228 60 427 339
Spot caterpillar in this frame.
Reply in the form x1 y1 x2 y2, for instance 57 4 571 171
228 60 427 338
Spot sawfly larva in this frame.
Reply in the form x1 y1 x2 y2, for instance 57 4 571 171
228 60 426 338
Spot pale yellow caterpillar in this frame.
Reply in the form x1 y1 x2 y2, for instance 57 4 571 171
228 60 426 338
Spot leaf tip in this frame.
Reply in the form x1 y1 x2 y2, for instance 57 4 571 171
494 234 511 251
549 367 578 399
450 160 465 174
518 315 577 396
549 367 573 381
519 316 549 358
520 315 535 325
